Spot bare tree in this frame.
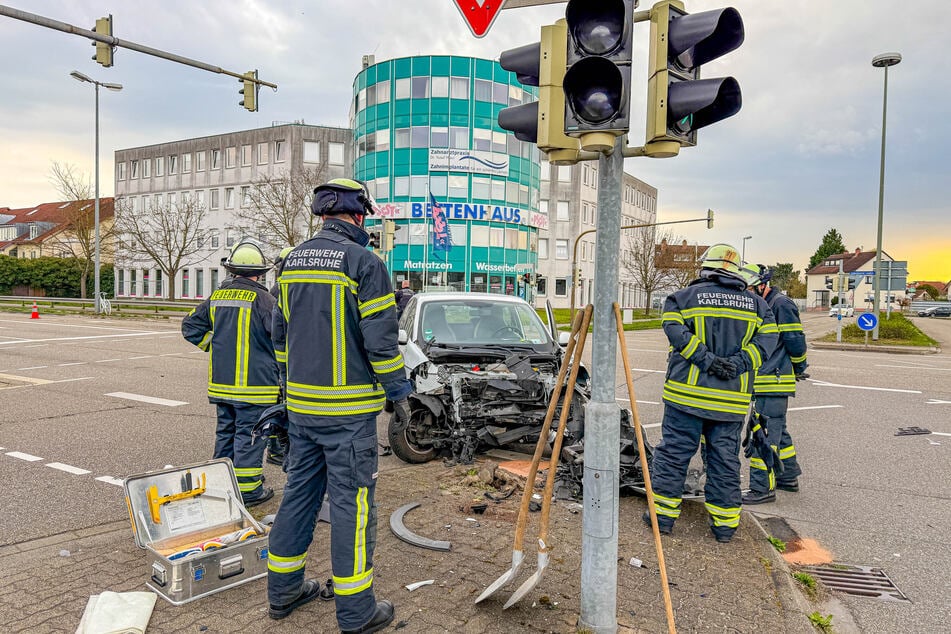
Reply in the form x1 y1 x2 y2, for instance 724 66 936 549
113 195 210 301
232 166 325 250
621 227 680 316
48 162 117 298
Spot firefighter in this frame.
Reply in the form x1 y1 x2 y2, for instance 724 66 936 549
181 241 279 507
645 244 778 543
267 178 411 632
742 264 808 504
265 246 296 467
394 279 414 318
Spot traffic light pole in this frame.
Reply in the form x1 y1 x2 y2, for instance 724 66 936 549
836 261 845 343
580 137 623 634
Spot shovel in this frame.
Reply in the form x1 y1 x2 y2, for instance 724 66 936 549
474 308 587 604
502 304 593 609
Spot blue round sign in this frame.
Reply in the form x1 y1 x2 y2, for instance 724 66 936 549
856 312 878 331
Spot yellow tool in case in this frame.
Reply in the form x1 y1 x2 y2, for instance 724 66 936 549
124 459 270 605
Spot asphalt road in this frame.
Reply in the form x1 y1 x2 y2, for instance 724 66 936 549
1 310 949 633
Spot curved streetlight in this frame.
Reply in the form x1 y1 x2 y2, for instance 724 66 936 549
741 235 752 262
70 71 122 313
870 52 900 340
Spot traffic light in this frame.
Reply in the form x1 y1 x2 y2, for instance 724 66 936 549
382 220 396 253
239 70 259 112
498 20 581 164
368 230 381 250
91 15 114 68
847 276 857 291
706 208 714 228
824 276 837 291
645 1 744 158
562 0 634 152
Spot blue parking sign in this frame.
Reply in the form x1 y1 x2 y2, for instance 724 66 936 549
857 313 878 331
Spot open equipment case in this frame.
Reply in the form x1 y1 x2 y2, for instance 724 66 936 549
124 458 269 605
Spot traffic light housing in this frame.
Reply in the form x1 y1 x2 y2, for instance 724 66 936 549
368 230 381 250
91 15 114 68
562 0 634 152
382 220 396 253
498 20 581 164
824 276 836 291
645 1 744 158
239 70 259 112
706 208 714 228
847 276 857 291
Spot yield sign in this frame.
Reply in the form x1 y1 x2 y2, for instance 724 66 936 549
452 0 506 38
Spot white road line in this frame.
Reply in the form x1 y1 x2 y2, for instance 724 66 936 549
46 462 91 475
788 405 844 412
127 355 152 360
6 451 42 462
642 422 662 429
631 367 665 374
95 358 123 363
15 366 47 371
160 353 181 356
931 432 951 437
807 379 921 394
95 476 124 487
106 392 188 407
876 364 951 372
0 332 166 346
22 344 48 348
616 398 661 405
926 399 951 405
189 350 204 354
0 319 169 333
58 362 87 366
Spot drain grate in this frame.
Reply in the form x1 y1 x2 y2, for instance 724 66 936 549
799 564 910 603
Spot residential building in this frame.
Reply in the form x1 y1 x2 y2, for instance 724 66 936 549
805 248 905 309
0 198 115 260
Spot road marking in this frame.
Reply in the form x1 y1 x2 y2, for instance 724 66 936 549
22 344 48 348
15 366 48 371
95 358 123 363
95 476 124 487
46 462 91 475
807 379 921 394
189 350 204 354
788 405 844 412
926 399 951 405
642 422 661 429
6 451 42 462
127 355 152 360
0 372 51 385
106 392 188 407
616 398 661 405
631 367 665 374
931 432 951 437
0 332 167 346
58 362 87 366
0 319 171 333
160 353 181 356
876 364 951 372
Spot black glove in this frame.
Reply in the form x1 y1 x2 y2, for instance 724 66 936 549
393 399 412 427
708 357 738 380
793 362 809 381
795 372 810 381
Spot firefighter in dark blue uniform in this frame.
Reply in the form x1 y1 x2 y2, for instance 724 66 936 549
267 178 411 633
265 246 296 466
646 244 778 543
181 242 279 506
742 265 808 504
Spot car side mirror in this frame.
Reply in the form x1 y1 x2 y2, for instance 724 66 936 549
558 331 571 346
398 329 408 345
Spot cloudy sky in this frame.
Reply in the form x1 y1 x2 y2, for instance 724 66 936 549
1 1 948 280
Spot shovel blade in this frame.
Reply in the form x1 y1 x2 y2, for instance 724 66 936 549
474 550 524 604
503 549 549 609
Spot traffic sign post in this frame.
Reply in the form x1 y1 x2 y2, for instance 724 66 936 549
857 312 878 346
452 0 506 37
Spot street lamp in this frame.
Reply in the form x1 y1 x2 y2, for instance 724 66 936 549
70 70 122 314
870 52 900 340
741 235 752 262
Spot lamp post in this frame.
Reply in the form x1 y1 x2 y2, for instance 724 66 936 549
741 235 752 262
70 70 122 314
870 52 900 340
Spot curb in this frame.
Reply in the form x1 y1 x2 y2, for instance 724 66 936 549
811 341 940 355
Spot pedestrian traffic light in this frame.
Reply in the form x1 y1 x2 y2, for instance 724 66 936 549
382 220 396 253
562 0 634 152
498 20 581 164
239 70 259 112
91 15 114 68
645 1 744 158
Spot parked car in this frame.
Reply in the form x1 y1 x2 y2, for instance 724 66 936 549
918 306 951 317
829 304 855 317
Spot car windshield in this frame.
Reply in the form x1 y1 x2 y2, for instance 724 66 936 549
417 299 552 346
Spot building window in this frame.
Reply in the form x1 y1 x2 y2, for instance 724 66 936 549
539 200 549 215
240 186 250 207
142 159 151 178
130 269 137 296
182 270 189 297
555 278 568 297
410 127 429 149
410 176 428 198
241 144 252 166
432 76 449 98
224 188 235 209
491 180 504 200
474 79 492 101
558 165 571 182
374 178 389 199
537 277 547 296
257 142 269 165
394 177 409 197
196 151 205 171
490 227 504 248
473 128 491 151
168 155 178 175
195 269 204 297
182 153 192 173
211 231 219 248
225 147 236 168
226 231 235 248
130 160 138 179
450 127 468 149
450 77 468 99
117 162 127 180
329 142 345 165
118 269 125 295
376 79 390 102
493 82 508 104
557 201 569 221
155 270 163 296
395 77 411 99
155 157 164 176
210 188 220 210
211 149 221 169
472 177 490 199
555 239 569 259
275 140 286 162
303 141 320 163
411 76 430 98
210 268 219 290
448 175 467 199
430 126 449 148
394 128 410 149
539 238 549 260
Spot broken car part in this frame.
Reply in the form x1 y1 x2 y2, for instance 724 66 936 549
389 502 451 552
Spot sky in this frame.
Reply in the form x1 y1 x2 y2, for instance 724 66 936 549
1 0 948 282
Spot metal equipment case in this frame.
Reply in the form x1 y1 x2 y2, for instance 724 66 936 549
124 459 269 605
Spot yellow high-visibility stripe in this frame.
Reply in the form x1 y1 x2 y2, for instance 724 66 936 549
268 551 306 574
287 399 386 417
662 389 750 416
333 568 373 596
681 307 759 321
285 382 382 394
759 322 780 334
665 380 751 402
359 294 396 318
370 356 404 374
750 457 767 470
197 331 212 351
353 487 368 575
652 492 681 507
790 353 807 363
680 335 700 359
662 311 684 324
779 446 797 459
778 323 804 332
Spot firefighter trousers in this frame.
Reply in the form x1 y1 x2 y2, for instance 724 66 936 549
749 395 802 492
650 406 743 540
267 412 379 631
213 401 267 498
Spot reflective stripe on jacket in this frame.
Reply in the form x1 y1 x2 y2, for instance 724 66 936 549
273 218 405 418
661 272 779 422
181 276 281 404
754 290 807 396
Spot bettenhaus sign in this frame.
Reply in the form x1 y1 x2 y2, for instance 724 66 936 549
429 148 508 176
372 201 548 230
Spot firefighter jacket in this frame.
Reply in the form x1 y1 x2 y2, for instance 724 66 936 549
273 218 407 418
753 289 807 396
661 272 779 422
182 276 281 405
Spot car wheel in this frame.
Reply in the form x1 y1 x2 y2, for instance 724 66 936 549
387 409 438 464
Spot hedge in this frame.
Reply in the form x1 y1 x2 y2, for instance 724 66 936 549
0 255 114 298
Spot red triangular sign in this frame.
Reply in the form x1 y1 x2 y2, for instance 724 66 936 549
452 0 506 38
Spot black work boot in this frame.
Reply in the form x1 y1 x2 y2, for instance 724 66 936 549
242 487 274 508
268 578 334 620
642 510 673 535
776 478 799 492
742 489 776 505
341 599 395 634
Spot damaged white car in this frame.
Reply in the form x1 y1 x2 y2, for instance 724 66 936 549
386 293 588 465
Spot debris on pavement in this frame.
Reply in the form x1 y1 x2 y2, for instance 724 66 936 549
895 426 931 436
629 557 644 568
389 501 451 552
404 579 435 592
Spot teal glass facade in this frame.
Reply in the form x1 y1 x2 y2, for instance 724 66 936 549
351 56 544 296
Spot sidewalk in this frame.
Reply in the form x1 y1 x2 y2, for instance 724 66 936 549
0 457 817 634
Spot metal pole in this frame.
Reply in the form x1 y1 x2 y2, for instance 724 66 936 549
835 261 844 342
94 82 101 314
579 137 623 634
872 64 890 340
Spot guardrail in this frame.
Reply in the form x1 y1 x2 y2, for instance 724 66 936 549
0 295 200 317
